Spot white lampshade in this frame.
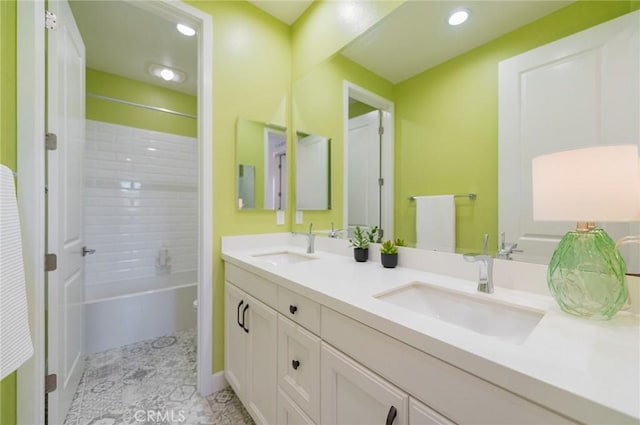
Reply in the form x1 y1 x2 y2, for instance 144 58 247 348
532 145 640 222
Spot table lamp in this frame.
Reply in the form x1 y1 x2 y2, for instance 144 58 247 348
532 145 640 320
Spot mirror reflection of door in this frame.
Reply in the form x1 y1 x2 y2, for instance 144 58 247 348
344 83 394 239
264 128 287 210
348 106 381 232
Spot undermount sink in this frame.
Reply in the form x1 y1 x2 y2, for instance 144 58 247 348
375 282 544 344
252 251 317 266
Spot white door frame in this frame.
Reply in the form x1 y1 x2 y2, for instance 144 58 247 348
16 1 216 422
343 81 394 239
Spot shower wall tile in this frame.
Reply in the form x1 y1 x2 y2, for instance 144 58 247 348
84 120 198 286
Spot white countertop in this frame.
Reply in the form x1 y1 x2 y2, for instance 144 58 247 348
221 234 640 424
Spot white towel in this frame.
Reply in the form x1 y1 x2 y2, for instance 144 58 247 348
415 195 456 252
0 165 33 379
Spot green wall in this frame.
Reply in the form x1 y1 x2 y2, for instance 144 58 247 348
0 0 17 424
186 0 291 373
393 0 639 253
86 68 197 137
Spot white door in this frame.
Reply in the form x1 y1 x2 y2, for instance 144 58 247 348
499 11 640 268
348 110 381 231
245 293 278 425
46 0 86 423
321 343 408 425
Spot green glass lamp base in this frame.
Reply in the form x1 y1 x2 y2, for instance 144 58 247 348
548 229 628 320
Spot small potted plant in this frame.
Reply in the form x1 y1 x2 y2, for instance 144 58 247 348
349 226 370 262
380 240 398 268
367 226 383 244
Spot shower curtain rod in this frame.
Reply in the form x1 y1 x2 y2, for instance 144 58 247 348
86 92 197 120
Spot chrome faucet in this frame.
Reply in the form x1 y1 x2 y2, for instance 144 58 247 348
463 234 494 294
497 232 518 260
328 222 342 238
306 223 315 254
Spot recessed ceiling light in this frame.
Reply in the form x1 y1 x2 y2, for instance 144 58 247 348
159 69 175 81
448 9 470 26
148 64 186 83
177 23 196 37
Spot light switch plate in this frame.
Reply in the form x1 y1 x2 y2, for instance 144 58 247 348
295 211 303 224
276 210 285 225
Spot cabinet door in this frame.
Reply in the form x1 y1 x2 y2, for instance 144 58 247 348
409 398 455 425
278 316 321 422
321 343 408 425
245 293 278 425
278 387 316 425
224 281 246 401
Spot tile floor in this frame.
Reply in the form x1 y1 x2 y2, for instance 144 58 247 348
64 328 254 425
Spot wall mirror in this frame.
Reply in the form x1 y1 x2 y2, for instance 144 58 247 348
296 131 331 210
236 118 287 210
291 1 639 269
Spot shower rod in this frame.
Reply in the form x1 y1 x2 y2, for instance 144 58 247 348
86 92 197 120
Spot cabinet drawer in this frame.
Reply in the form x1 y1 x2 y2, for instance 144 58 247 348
321 307 573 425
278 286 321 335
225 263 277 308
321 342 409 425
278 316 321 423
277 387 316 425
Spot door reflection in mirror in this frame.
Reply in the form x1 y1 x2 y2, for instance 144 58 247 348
296 132 331 210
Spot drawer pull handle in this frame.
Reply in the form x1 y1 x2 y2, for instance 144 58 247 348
237 300 244 328
292 360 300 370
242 304 249 333
289 305 298 314
385 406 397 425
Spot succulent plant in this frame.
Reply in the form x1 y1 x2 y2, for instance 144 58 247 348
349 226 370 249
380 240 398 255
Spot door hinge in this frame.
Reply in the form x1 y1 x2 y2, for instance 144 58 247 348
45 10 57 30
45 254 57 272
379 126 384 135
378 178 384 186
45 374 57 394
45 133 58 151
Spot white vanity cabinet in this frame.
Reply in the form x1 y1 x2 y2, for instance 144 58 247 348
223 260 577 425
278 316 321 422
321 342 409 425
224 280 278 425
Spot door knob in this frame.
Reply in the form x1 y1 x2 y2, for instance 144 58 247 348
82 246 96 257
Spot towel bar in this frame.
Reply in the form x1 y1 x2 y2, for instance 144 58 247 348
409 193 477 201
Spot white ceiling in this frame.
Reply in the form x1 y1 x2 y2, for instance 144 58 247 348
248 0 314 25
341 1 573 83
69 1 197 95
68 1 572 97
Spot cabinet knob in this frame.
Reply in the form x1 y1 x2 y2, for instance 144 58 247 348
292 360 300 370
289 305 298 315
385 406 397 425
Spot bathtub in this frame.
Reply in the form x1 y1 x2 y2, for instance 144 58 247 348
84 270 197 354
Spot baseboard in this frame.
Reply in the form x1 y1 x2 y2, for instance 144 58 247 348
199 370 227 396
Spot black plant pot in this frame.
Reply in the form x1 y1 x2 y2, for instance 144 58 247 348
353 248 369 262
381 253 398 268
